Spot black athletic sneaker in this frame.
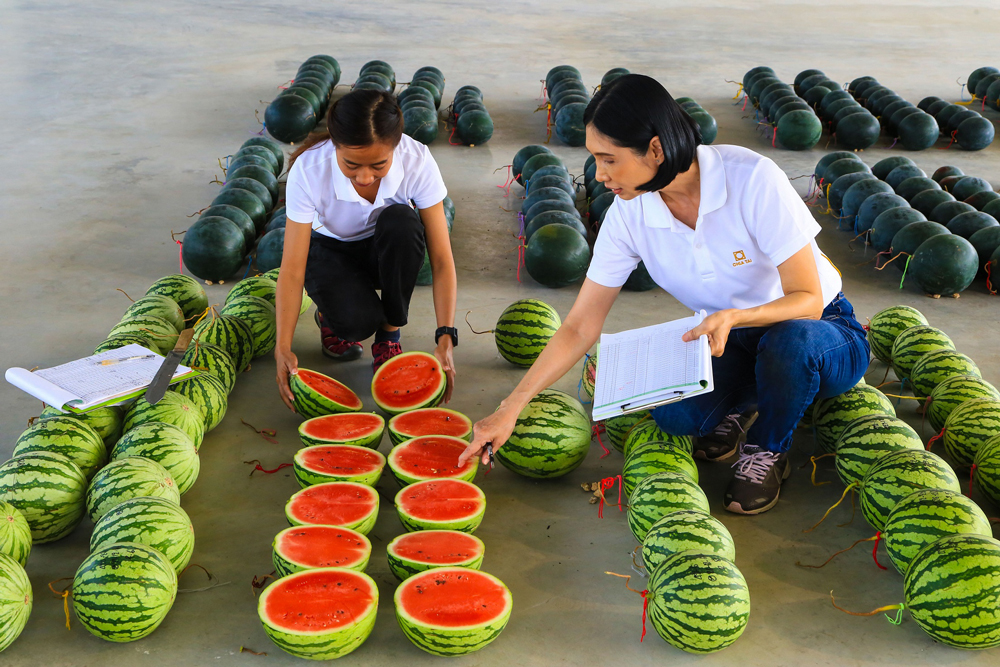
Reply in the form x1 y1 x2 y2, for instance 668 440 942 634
693 409 758 462
723 444 791 515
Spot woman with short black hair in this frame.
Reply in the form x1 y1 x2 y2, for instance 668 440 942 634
461 74 868 515
275 89 458 411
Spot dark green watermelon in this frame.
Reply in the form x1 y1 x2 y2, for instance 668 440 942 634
946 211 999 239
513 145 552 185
773 100 811 124
939 175 965 192
532 165 571 183
522 153 564 184
602 68 630 87
227 154 273 178
935 104 965 128
224 177 272 212
688 111 717 144
887 107 923 136
886 165 926 191
228 165 278 202
973 73 1000 100
182 217 246 282
403 107 439 145
970 227 1000 271
952 177 994 202
743 66 774 90
945 109 981 134
265 94 316 144
824 158 871 185
356 73 392 91
872 156 915 181
524 210 588 241
932 166 964 183
890 221 950 268
795 69 826 92
546 66 581 91
917 96 943 111
834 106 868 129
525 199 581 228
956 117 995 151
234 145 280 175
623 261 657 291
835 112 880 150
968 67 999 95
527 174 573 197
871 207 926 252
842 179 893 220
524 223 591 288
857 193 909 233
457 110 494 145
398 86 435 107
255 228 284 273
816 152 861 182
212 188 266 231
910 189 955 217
286 84 324 114
908 235 979 296
264 214 286 234
829 173 876 214
589 192 616 224
521 187 575 216
555 103 586 147
931 201 976 225
965 190 1000 210
402 97 436 114
803 86 832 108
199 205 256 247
896 177 941 202
776 110 822 150
240 137 284 174
411 80 441 108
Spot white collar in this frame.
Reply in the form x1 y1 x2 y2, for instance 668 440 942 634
643 144 729 231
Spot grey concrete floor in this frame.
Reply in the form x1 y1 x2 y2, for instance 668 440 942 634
3 1 1000 664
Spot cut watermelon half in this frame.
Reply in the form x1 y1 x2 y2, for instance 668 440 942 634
386 530 484 581
387 436 477 486
371 351 446 415
395 479 485 533
388 408 473 446
298 412 385 448
293 445 386 488
290 369 363 419
285 482 379 535
258 567 378 660
272 525 372 577
394 568 512 656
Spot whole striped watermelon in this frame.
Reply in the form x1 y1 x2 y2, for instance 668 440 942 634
72 542 178 642
13 415 107 479
226 275 277 306
86 457 180 522
121 294 184 333
0 501 31 566
941 398 1000 468
220 295 277 357
641 509 735 572
170 374 228 431
910 350 981 399
263 268 313 314
181 341 236 394
107 314 178 355
860 449 961 531
883 489 991 574
193 312 254 373
0 452 87 543
973 434 1000 507
814 385 896 454
867 305 928 364
496 389 591 479
604 411 649 453
146 273 208 321
581 349 597 398
628 471 711 543
90 496 195 573
0 553 32 653
94 333 158 355
493 299 561 367
112 422 200 494
124 392 205 449
928 375 1000 433
646 552 750 653
890 325 955 383
623 442 698 496
622 419 694 458
904 534 1000 648
834 414 922 486
39 405 124 447
291 369 364 418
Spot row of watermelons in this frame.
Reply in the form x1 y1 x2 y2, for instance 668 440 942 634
740 66 823 150
397 65 444 144
253 353 512 658
447 85 494 145
0 271 291 650
540 65 591 146
962 66 1000 112
799 304 1000 649
182 135 286 282
810 151 1000 296
264 55 341 144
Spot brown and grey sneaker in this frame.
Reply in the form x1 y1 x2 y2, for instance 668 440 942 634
723 444 791 515
693 409 758 462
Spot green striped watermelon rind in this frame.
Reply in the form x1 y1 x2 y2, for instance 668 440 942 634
833 414 922 487
647 552 750 654
394 568 512 656
90 496 195 574
85 456 181 523
107 314 179 355
622 441 699 496
866 305 928 365
394 481 486 534
493 298 561 367
146 274 208 322
292 445 386 488
622 419 694 458
298 413 385 449
641 509 736 573
890 325 955 383
627 471 711 543
859 449 961 532
0 501 31 567
111 422 201 495
814 385 896 454
882 489 991 575
370 351 447 416
258 568 378 660
603 411 650 453
581 349 598 398
13 415 107 480
192 311 254 373
39 404 124 447
904 534 1000 649
72 542 178 643
220 294 277 358
181 341 237 394
94 333 159 355
169 373 229 432
496 389 591 479
226 275 277 306
387 408 472 446
973 434 1000 507
121 295 185 333
284 482 380 536
290 369 363 419
0 552 32 653
909 350 981 400
0 451 87 544
124 392 206 449
271 526 372 577
928 375 1000 434
942 397 1000 469
387 436 478 487
386 531 485 581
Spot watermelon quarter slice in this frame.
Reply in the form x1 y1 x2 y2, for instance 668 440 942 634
386 530 484 581
290 369 363 419
388 408 473 445
285 482 379 535
298 412 385 448
387 436 477 486
272 525 372 576
395 479 485 533
293 445 386 488
371 351 446 415
258 568 378 660
394 568 512 656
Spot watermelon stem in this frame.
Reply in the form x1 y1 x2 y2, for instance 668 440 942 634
829 591 903 622
591 423 608 457
597 475 624 518
926 429 945 451
243 460 292 476
241 419 279 444
463 311 493 335
240 646 268 656
116 288 136 303
605 572 649 642
875 252 904 271
837 491 857 528
871 531 888 570
47 578 73 631
796 534 878 569
806 454 834 486
250 572 276 597
803 481 859 533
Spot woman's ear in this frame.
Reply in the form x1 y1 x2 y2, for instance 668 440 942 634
648 136 664 165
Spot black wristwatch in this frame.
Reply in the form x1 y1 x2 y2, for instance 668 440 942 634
435 326 458 347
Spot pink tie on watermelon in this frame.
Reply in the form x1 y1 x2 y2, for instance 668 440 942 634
394 479 486 533
387 436 478 486
289 369 363 419
285 482 379 535
371 351 447 415
297 412 385 448
292 445 386 488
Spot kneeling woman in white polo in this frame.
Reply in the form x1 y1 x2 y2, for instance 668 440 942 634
460 74 869 515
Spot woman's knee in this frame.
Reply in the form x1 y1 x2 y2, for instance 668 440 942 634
376 204 422 234
651 404 704 437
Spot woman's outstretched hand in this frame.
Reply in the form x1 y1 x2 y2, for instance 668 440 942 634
434 336 456 404
275 348 299 412
458 400 522 467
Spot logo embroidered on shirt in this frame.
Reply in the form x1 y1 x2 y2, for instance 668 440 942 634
732 250 753 267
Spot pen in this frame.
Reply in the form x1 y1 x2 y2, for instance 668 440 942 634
485 442 495 470
94 354 156 366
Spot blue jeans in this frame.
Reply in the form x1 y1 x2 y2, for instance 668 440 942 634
651 293 870 453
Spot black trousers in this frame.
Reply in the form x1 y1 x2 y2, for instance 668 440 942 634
303 203 426 342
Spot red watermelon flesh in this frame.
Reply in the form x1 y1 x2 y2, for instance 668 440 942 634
286 483 378 527
390 408 472 441
300 413 383 442
262 569 376 631
298 369 363 410
397 480 485 522
275 526 370 569
390 530 483 565
397 569 510 628
298 446 384 476
389 436 475 482
372 352 445 412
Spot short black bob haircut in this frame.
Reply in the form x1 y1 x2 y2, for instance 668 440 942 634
583 74 702 192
